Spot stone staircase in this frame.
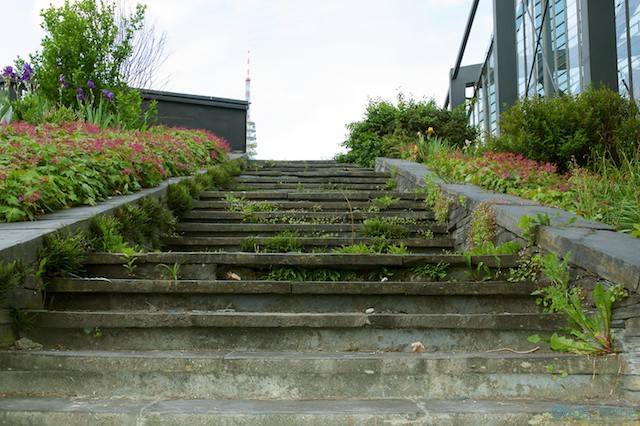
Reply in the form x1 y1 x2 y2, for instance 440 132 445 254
0 160 634 424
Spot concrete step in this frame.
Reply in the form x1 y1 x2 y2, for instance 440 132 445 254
21 311 565 352
234 176 392 184
4 396 637 425
44 279 541 313
226 183 392 191
78 252 517 281
193 199 430 211
163 235 454 253
250 160 366 168
199 190 426 201
174 222 447 237
241 169 392 178
179 210 436 223
0 351 626 401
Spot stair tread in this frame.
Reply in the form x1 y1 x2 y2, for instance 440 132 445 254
0 396 634 416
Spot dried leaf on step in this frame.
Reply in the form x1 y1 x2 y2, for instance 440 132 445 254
226 272 241 281
411 342 426 353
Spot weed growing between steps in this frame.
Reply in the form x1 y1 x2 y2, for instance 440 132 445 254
265 267 357 282
33 160 245 279
411 262 449 281
240 232 304 253
360 217 414 239
507 250 628 355
466 203 497 249
333 241 409 255
0 260 28 296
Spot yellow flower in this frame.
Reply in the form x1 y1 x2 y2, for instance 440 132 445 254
427 127 435 134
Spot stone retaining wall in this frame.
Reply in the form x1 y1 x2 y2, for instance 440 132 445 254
376 157 640 366
0 154 246 346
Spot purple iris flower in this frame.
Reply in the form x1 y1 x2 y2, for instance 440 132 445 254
2 66 16 79
87 80 96 89
102 89 115 103
60 75 68 88
77 88 85 102
21 63 34 81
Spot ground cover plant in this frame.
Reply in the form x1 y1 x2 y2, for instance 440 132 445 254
335 93 477 167
0 121 230 222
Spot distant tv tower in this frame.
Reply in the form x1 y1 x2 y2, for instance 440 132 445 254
245 50 256 156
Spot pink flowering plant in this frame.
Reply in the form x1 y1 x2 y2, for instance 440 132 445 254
425 149 640 236
0 121 230 222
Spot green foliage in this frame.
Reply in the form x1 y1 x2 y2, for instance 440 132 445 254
529 253 628 354
0 260 28 296
336 93 477 167
88 215 139 255
157 262 180 281
333 240 409 255
265 267 356 282
113 196 175 250
467 203 496 249
359 217 412 239
241 232 303 253
0 123 230 223
495 86 640 170
10 308 38 331
411 262 449 281
166 184 194 216
38 230 89 277
372 196 400 208
34 0 145 107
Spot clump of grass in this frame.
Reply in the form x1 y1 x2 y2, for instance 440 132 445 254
333 240 409 254
360 217 412 239
167 184 194 216
0 260 28 296
412 262 449 281
114 196 176 250
38 230 89 277
265 267 356 282
372 196 401 209
88 216 140 255
241 232 303 253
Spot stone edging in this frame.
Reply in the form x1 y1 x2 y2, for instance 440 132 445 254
375 157 640 295
0 153 247 265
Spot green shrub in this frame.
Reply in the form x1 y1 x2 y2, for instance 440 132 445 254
167 184 194 216
0 260 28 296
38 230 89 277
34 0 145 107
495 86 640 170
336 93 477 167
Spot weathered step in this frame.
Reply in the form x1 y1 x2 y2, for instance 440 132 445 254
175 222 447 237
179 210 435 223
3 397 636 425
234 175 391 184
78 252 517 281
199 190 425 201
193 200 430 211
0 350 625 401
241 169 392 178
163 236 454 253
44 278 541 313
21 310 565 352
250 160 366 168
226 183 391 191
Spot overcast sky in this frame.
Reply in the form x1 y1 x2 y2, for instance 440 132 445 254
2 0 493 160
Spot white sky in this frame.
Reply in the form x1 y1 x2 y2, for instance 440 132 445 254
2 0 493 160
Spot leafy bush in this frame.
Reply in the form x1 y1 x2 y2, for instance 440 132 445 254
38 230 89 277
495 86 640 170
336 93 477 167
0 121 230 222
34 0 145 108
